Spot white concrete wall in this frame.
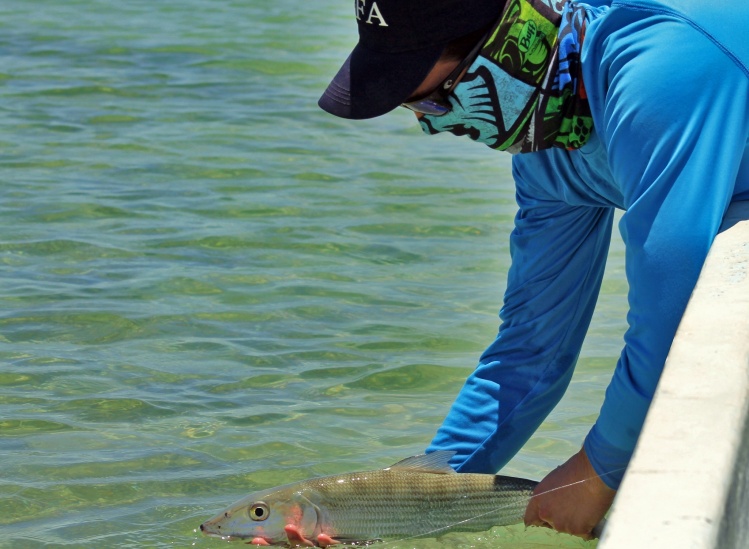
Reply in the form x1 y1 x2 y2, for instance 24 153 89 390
599 201 749 549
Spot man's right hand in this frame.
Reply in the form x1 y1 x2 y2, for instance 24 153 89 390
523 446 616 539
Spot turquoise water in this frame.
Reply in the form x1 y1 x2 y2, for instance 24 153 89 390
0 1 627 547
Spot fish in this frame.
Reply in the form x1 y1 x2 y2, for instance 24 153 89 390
200 451 602 547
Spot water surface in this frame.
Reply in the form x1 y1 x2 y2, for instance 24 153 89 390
0 1 627 547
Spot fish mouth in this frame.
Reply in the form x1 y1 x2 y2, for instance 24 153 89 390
199 523 272 545
199 522 239 541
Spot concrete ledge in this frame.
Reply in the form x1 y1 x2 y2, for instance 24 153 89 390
599 201 749 549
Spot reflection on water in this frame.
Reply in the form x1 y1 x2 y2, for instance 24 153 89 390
0 0 626 547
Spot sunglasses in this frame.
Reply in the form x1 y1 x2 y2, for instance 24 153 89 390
400 31 488 116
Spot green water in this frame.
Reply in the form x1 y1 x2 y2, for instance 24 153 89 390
0 1 627 547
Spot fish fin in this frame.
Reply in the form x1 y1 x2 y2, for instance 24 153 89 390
284 524 315 547
385 450 457 474
316 533 340 547
247 537 271 546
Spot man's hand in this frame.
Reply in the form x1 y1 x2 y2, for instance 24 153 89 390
523 446 616 539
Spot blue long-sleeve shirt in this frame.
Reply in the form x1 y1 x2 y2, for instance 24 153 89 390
428 0 749 488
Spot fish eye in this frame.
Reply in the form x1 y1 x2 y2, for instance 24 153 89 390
249 502 269 522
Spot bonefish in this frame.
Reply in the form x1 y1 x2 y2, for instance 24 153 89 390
200 451 605 546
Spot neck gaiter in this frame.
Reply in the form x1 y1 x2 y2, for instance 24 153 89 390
419 0 595 154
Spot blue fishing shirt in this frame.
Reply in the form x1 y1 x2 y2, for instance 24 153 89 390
427 0 749 488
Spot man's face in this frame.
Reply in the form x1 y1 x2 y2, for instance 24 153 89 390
406 56 463 118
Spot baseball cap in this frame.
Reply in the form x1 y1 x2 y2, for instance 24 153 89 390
318 0 504 120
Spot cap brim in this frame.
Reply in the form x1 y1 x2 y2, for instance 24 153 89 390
318 42 444 120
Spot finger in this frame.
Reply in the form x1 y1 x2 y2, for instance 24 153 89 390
525 517 548 528
523 497 540 527
549 520 593 540
524 500 554 529
525 519 553 530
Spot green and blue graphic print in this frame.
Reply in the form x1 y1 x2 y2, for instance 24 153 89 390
420 0 593 153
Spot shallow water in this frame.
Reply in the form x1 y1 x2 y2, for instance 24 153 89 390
0 1 627 547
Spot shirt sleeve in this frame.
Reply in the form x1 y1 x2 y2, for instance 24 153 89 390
427 150 615 474
582 9 749 488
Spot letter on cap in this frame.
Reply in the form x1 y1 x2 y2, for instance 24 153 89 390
356 1 389 27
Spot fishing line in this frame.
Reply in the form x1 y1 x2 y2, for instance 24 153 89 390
373 466 626 548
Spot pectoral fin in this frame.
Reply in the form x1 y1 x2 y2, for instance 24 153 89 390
283 526 356 548
284 524 315 547
316 533 340 547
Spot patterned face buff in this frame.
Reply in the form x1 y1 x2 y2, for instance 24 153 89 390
419 0 594 154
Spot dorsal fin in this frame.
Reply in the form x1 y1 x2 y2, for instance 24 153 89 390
384 451 457 474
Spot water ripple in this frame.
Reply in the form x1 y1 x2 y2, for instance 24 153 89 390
0 0 627 546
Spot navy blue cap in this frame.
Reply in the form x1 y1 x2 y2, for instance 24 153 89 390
319 0 504 120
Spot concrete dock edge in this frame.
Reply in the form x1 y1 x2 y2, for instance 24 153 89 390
599 201 749 549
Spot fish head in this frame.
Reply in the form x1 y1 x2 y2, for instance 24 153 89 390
200 486 320 545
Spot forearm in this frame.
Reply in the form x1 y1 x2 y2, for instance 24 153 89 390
429 179 615 473
581 19 749 486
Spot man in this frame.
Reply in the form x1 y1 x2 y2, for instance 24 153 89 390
318 0 749 539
